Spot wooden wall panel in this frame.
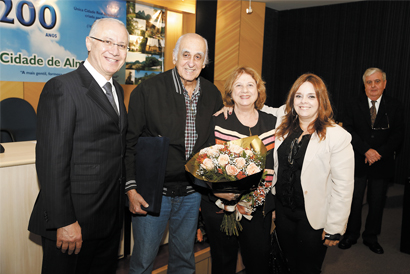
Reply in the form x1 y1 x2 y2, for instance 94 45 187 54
165 11 183 71
122 84 137 110
0 81 24 101
214 0 265 90
137 0 196 14
238 1 265 75
23 82 45 113
182 13 196 35
214 1 241 82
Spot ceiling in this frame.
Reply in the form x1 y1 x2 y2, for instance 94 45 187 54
254 0 365 11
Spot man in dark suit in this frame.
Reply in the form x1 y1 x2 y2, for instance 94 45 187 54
339 68 404 254
28 18 129 274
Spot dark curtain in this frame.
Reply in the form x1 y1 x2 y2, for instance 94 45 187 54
195 0 218 82
263 1 410 184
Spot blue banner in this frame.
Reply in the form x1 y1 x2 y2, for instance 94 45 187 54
0 0 128 83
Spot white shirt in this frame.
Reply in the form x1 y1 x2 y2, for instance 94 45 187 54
367 95 382 113
84 59 120 114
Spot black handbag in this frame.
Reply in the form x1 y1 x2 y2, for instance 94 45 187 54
134 136 170 215
270 230 290 274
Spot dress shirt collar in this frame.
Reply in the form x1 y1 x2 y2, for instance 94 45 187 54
84 59 113 89
367 94 383 112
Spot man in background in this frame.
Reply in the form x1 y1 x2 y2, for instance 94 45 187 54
339 67 404 254
29 18 129 274
125 33 223 274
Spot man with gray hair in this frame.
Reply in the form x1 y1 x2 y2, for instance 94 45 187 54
339 68 404 254
125 33 223 273
29 18 129 274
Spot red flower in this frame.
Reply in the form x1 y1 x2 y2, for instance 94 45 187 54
236 171 246 180
218 168 223 174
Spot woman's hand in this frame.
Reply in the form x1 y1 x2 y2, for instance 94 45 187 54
213 106 233 119
322 230 340 247
214 192 240 201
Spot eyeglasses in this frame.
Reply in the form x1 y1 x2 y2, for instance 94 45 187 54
372 112 390 130
288 138 299 165
90 36 129 51
365 79 383 86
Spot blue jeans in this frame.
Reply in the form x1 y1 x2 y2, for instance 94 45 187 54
129 192 201 274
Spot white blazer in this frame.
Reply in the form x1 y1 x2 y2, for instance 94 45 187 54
262 105 354 235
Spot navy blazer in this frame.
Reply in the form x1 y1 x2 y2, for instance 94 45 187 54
29 63 128 241
343 93 404 179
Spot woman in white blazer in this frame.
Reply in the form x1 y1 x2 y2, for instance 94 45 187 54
263 73 354 274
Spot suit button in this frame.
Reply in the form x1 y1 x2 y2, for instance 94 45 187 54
371 135 375 138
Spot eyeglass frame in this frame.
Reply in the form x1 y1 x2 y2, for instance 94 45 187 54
89 36 129 51
288 138 299 165
372 112 390 130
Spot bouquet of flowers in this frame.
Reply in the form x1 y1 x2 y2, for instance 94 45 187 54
185 136 273 236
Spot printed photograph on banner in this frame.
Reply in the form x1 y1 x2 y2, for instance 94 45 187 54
125 1 165 84
0 0 127 83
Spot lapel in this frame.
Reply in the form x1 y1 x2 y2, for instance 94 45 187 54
373 96 387 127
113 80 127 132
358 94 372 127
77 64 121 128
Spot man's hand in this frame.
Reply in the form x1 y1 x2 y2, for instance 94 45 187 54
364 149 381 165
322 230 339 247
127 189 149 215
56 221 82 255
213 106 233 119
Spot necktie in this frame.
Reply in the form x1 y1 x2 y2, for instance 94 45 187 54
370 100 376 127
103 82 119 115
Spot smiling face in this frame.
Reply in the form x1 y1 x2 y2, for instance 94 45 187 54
173 34 206 84
231 72 259 109
294 81 319 123
364 71 386 101
85 20 129 80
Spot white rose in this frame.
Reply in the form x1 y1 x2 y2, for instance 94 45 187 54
207 148 220 157
201 158 214 170
246 163 260 175
234 157 246 169
218 154 230 167
229 144 244 154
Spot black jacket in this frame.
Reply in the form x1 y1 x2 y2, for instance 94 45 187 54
343 93 404 179
125 69 223 189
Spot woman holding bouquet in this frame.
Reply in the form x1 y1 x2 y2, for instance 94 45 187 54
200 67 277 274
263 73 354 273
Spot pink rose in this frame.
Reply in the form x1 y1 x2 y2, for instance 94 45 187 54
246 163 260 175
234 157 246 169
245 150 254 157
201 158 214 170
229 144 244 154
207 148 219 157
214 144 224 150
218 154 229 167
226 164 239 176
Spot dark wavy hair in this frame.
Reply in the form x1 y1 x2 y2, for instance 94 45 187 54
275 73 334 141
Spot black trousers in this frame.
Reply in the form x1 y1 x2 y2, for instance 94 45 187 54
275 201 327 274
201 196 272 274
41 228 121 274
344 176 389 243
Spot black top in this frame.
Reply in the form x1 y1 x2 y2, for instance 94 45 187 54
276 127 311 210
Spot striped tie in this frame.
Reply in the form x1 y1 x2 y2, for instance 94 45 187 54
370 100 376 127
103 82 119 115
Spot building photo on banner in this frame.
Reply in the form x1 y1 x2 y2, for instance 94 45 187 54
125 2 165 85
0 0 164 85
